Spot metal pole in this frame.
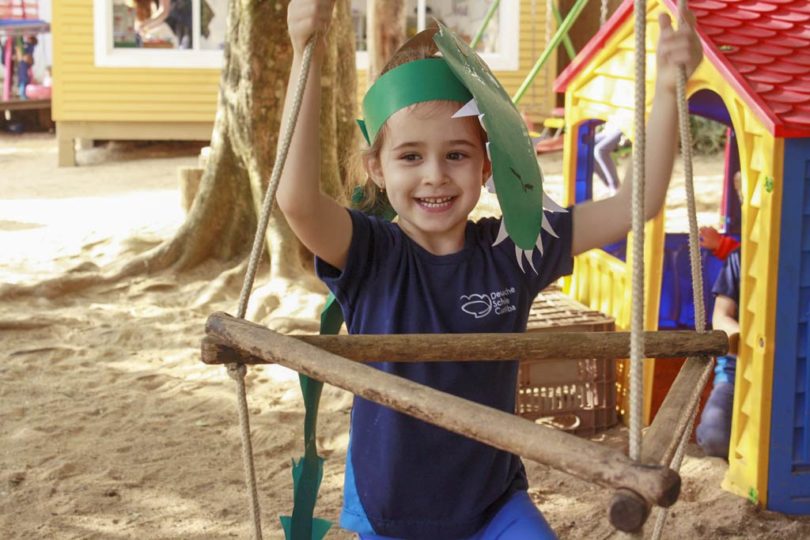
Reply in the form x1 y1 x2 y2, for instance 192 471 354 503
512 0 588 104
470 0 502 49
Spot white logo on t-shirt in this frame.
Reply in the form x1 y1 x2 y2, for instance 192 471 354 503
460 287 517 318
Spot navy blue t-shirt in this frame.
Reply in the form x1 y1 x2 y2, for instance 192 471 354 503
316 209 574 539
712 249 740 304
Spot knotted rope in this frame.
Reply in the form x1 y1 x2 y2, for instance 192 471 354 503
228 40 317 540
628 0 647 465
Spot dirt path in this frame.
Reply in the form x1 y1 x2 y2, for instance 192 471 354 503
1 134 808 539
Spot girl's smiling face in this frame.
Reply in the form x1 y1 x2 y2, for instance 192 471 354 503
366 101 490 255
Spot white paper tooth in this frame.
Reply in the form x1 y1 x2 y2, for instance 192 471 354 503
485 175 496 193
515 245 526 273
541 214 559 238
535 234 545 256
525 249 538 274
485 141 492 161
477 113 486 129
543 193 566 213
452 98 481 118
493 220 509 246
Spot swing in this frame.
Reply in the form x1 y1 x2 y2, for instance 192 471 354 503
203 2 713 538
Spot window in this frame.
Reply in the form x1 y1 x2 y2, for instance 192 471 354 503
95 0 518 71
94 0 227 68
351 0 519 72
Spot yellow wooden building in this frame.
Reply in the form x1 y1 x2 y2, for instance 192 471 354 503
52 0 569 166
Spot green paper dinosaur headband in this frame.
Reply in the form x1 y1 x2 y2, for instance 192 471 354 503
357 23 566 270
358 58 472 145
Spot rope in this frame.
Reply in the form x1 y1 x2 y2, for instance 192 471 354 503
227 364 264 539
601 0 609 27
651 1 707 535
628 0 647 464
228 40 317 540
237 41 317 320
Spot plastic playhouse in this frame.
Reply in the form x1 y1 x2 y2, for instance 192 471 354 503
1 0 51 125
554 0 810 514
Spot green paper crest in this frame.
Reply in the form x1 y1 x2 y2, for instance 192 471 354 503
433 23 545 251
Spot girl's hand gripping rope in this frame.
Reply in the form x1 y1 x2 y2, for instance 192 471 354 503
288 0 335 56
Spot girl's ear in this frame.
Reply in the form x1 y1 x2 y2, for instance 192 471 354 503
364 154 385 189
481 157 492 186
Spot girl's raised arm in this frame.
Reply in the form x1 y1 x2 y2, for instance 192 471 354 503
571 9 702 256
276 0 352 270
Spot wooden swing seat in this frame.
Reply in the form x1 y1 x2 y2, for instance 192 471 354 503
202 312 727 532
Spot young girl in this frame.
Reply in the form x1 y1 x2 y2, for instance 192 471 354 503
280 2 702 538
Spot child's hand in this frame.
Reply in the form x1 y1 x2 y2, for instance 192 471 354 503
288 0 334 55
699 226 721 250
656 7 703 93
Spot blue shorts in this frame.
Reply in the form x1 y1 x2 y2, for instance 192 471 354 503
359 490 557 540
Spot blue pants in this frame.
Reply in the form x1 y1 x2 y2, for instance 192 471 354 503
695 355 736 459
359 490 557 540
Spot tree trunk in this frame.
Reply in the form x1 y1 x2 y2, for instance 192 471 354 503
0 0 358 309
367 0 407 81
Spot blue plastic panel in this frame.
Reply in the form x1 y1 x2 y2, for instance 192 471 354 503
575 120 600 205
658 234 727 330
768 137 810 514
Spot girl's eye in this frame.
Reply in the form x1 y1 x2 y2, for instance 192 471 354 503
447 151 466 160
400 153 420 162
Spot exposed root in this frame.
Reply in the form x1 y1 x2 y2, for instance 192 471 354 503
0 317 82 331
246 276 328 333
0 225 191 301
192 259 250 309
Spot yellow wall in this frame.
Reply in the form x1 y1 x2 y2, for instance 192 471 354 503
52 0 220 122
54 1 556 125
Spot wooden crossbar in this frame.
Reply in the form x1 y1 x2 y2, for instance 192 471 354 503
205 312 681 510
202 312 728 364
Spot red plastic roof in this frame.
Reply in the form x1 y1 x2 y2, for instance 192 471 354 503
555 0 810 138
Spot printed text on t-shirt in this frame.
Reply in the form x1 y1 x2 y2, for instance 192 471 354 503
459 287 517 318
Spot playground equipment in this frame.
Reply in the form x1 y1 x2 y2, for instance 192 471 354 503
555 0 810 514
202 1 718 538
0 0 50 111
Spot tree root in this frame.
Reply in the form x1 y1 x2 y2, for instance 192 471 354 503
245 276 328 334
191 258 250 309
0 223 193 301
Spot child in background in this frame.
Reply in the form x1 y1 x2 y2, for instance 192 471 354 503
696 171 743 458
593 110 631 195
699 171 743 261
279 1 702 538
696 246 740 459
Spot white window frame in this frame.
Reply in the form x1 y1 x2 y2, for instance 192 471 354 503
355 1 520 72
93 0 224 69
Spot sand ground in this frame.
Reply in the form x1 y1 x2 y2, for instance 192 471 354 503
2 133 809 539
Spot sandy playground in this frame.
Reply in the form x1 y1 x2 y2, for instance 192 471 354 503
2 133 810 539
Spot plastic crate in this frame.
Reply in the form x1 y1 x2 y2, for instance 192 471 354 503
516 287 618 435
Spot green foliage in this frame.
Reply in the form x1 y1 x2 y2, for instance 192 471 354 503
689 116 727 155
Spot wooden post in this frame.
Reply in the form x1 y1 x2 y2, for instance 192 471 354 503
606 355 716 531
57 125 75 167
178 166 204 213
204 312 681 509
642 356 715 465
